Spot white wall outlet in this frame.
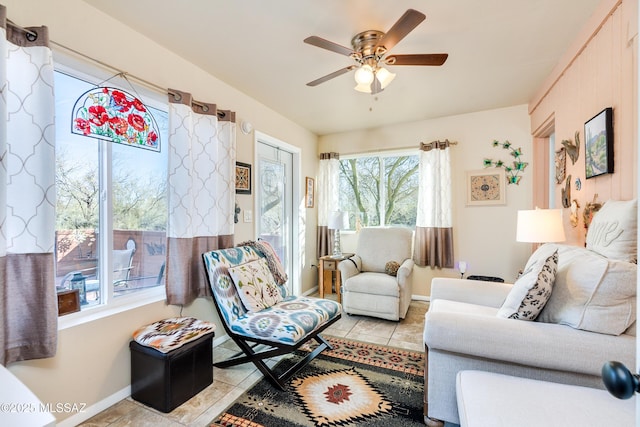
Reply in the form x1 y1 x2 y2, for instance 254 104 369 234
243 210 253 222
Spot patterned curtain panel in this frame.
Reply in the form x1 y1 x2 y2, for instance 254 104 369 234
413 141 454 268
0 6 57 365
316 152 340 258
166 89 236 305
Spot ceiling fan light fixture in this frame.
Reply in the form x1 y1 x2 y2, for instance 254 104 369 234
354 64 374 85
375 67 396 89
354 82 372 93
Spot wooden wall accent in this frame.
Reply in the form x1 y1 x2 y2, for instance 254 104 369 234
529 0 638 246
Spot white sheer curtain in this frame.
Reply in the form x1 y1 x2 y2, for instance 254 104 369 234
0 6 57 365
413 141 454 268
316 152 340 258
166 89 236 305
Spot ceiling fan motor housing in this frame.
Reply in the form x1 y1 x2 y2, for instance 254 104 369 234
351 30 385 65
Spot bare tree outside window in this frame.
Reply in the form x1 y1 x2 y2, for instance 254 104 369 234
338 154 418 229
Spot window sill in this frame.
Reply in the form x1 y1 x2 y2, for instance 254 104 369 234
58 287 166 331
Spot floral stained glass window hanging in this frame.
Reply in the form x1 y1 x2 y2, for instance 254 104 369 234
72 87 161 152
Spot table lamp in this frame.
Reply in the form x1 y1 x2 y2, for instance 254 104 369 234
328 210 348 257
516 208 566 243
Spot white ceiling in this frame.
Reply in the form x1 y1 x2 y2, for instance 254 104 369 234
83 0 601 136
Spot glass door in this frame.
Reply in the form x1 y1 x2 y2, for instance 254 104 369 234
257 141 293 294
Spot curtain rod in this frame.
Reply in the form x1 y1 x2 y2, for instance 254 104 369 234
48 40 229 118
420 139 458 151
422 139 458 146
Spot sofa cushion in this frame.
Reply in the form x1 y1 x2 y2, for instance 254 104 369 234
228 258 283 312
585 199 637 263
537 244 636 335
342 271 399 297
497 251 557 320
456 371 635 427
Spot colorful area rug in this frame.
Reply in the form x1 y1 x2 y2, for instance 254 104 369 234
211 336 425 427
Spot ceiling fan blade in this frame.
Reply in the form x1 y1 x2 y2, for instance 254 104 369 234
306 66 356 87
385 53 448 66
376 9 426 52
304 36 354 56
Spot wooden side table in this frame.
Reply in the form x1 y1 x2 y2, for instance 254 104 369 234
318 253 354 303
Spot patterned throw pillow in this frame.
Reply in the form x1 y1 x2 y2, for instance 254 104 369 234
132 317 215 353
228 257 283 312
385 261 400 276
497 250 558 320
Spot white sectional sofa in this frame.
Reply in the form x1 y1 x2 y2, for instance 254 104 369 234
423 240 637 425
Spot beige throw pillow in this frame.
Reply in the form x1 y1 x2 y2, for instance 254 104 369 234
538 244 637 335
497 251 558 320
585 199 637 263
228 258 283 312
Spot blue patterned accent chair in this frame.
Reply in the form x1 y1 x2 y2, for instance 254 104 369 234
202 245 342 390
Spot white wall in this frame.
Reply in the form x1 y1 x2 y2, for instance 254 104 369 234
319 105 534 296
3 0 318 423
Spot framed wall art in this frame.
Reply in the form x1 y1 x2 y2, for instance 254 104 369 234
584 107 613 179
235 162 252 194
305 177 315 208
466 169 506 206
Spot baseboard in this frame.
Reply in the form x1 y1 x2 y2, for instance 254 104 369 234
412 294 430 302
56 385 131 427
302 286 318 297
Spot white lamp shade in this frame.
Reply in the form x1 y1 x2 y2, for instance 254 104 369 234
516 208 566 243
354 65 374 85
375 67 396 89
354 82 372 93
328 211 349 230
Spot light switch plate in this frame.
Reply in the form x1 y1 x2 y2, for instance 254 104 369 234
243 210 253 222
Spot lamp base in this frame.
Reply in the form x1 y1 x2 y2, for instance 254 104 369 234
332 230 342 257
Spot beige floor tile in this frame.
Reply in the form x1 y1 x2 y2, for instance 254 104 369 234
189 385 248 427
392 324 425 344
78 398 140 426
103 404 183 427
213 363 257 386
324 328 348 338
326 313 359 333
212 346 241 364
350 317 398 339
164 380 236 425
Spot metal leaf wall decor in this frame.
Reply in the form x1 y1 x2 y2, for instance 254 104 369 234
483 140 528 184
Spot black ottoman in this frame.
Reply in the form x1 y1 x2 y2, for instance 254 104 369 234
130 318 215 413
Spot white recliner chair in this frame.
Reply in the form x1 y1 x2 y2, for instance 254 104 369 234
338 227 414 321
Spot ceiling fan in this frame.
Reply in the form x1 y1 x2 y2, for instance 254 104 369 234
304 9 448 94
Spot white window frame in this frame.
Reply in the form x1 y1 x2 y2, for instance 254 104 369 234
54 52 167 330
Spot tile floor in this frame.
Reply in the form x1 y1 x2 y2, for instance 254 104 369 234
78 299 429 427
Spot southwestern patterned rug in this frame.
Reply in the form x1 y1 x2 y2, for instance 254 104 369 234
211 336 425 427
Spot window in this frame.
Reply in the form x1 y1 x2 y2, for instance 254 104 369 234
338 152 419 229
54 65 168 313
